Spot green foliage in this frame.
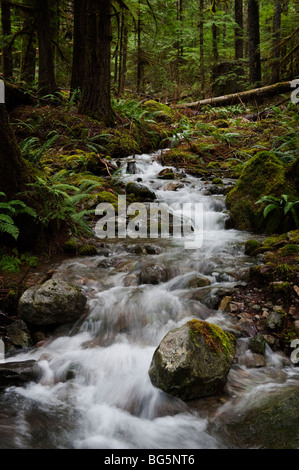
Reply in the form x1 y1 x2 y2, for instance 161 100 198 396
20 131 61 165
0 192 37 240
0 249 39 273
24 175 97 235
112 98 163 125
256 194 299 232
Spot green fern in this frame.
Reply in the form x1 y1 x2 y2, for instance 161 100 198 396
25 176 96 235
0 192 37 240
0 249 39 273
256 194 299 232
20 132 61 165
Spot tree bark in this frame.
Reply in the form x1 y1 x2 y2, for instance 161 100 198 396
0 104 31 199
1 0 13 79
136 0 142 94
20 0 37 84
198 0 205 92
79 0 114 126
70 0 87 93
118 8 128 96
248 0 261 86
35 0 57 95
234 0 243 60
176 81 292 109
211 1 218 64
271 0 282 83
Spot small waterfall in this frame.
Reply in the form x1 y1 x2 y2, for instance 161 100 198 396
0 150 298 450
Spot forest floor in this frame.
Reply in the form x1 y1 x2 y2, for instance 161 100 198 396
0 93 298 355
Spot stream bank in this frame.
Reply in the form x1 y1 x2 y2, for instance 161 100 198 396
0 149 298 449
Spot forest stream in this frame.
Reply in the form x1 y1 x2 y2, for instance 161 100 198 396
0 150 298 450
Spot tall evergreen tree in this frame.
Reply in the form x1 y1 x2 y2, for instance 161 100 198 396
35 0 57 95
271 0 282 83
70 0 87 93
234 0 243 60
20 0 37 84
248 0 261 86
1 0 13 79
79 0 115 126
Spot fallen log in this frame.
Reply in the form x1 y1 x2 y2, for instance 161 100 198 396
176 81 292 109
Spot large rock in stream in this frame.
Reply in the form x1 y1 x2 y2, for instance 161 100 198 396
149 320 236 401
211 385 299 449
18 279 87 327
0 360 42 390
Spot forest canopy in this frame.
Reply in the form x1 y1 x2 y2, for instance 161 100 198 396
0 0 298 106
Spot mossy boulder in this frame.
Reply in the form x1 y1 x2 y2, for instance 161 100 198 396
142 100 174 122
63 238 78 254
78 244 98 256
226 151 297 233
107 129 140 158
96 191 119 208
244 239 261 256
148 320 236 400
126 182 156 201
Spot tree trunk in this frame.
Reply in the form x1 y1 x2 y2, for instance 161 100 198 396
79 0 114 126
248 0 261 86
118 9 128 96
271 0 282 83
70 0 87 93
211 1 218 64
20 1 37 84
198 0 205 92
136 0 142 94
176 81 292 109
35 0 57 95
234 0 244 60
1 0 13 79
0 104 31 199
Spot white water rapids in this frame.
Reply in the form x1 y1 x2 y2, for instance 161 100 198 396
0 151 298 450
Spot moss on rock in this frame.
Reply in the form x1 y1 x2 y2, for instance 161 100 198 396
226 151 297 233
187 319 236 358
78 244 98 256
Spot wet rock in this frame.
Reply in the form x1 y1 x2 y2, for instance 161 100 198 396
237 319 258 337
127 243 163 255
186 274 211 289
18 279 87 327
126 182 156 201
212 386 299 449
126 161 139 174
249 334 266 355
123 274 139 287
238 351 265 368
157 169 175 180
0 360 42 390
6 320 32 350
148 319 236 400
266 311 285 331
218 296 232 312
142 244 164 255
140 263 169 285
163 182 184 191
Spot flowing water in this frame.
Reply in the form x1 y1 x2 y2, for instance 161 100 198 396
0 151 298 450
